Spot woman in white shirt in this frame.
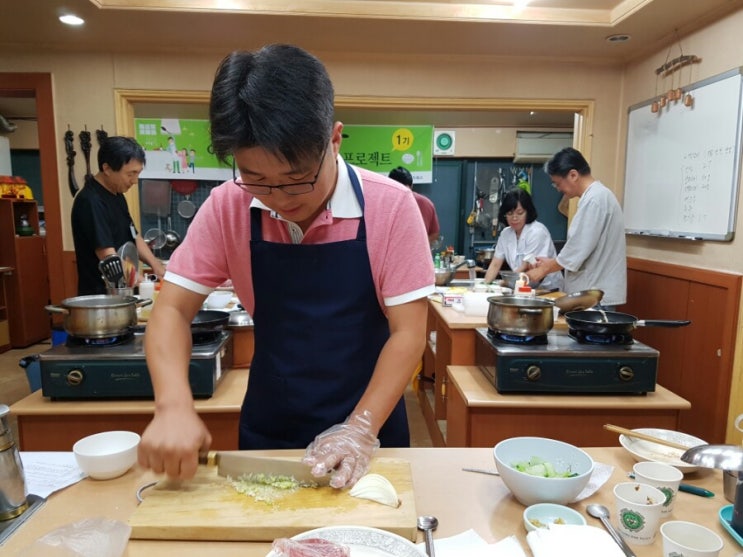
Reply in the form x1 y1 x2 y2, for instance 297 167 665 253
484 189 563 291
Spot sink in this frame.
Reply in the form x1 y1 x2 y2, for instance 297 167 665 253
448 279 475 287
0 494 45 545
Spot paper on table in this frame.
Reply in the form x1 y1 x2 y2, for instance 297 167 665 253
527 524 624 557
571 462 614 502
20 452 86 498
417 529 527 557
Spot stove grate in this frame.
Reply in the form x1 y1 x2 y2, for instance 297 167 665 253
65 332 135 347
487 328 548 345
568 328 634 345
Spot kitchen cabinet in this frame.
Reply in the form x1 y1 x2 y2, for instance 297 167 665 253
10 367 248 451
446 365 691 447
0 198 50 347
419 296 568 446
623 257 742 444
0 266 11 352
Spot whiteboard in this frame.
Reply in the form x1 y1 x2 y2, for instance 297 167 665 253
623 68 743 241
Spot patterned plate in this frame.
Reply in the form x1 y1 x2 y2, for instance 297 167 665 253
618 428 707 473
265 525 424 557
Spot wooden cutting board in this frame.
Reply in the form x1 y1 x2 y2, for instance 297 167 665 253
129 457 417 542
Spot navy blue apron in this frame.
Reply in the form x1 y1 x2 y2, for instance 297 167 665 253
240 162 409 449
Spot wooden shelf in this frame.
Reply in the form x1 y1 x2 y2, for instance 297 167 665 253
0 199 50 347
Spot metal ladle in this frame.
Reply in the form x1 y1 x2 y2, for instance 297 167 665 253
586 504 636 557
682 444 743 535
417 515 438 557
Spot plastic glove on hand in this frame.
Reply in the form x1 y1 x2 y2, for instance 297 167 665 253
302 410 380 489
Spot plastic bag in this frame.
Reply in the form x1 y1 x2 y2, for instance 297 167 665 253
271 537 351 557
14 518 130 557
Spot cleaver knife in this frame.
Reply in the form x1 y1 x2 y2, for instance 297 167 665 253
199 451 331 486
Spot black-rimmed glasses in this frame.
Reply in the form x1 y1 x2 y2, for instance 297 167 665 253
232 146 328 196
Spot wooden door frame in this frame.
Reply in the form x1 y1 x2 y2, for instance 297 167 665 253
0 73 64 304
114 89 594 228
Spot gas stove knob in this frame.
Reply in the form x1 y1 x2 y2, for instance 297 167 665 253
618 366 634 382
525 365 541 381
66 369 84 386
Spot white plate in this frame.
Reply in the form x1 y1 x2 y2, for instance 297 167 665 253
618 428 707 473
265 526 424 557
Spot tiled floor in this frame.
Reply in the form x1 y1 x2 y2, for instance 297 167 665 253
0 341 432 448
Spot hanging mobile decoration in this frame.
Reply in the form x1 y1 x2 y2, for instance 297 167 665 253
652 29 701 114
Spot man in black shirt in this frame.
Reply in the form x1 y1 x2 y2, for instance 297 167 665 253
71 136 166 295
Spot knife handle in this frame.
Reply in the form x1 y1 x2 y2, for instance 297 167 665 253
198 451 218 466
679 483 715 497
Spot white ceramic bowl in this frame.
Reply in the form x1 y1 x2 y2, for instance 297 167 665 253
206 290 233 309
523 503 587 532
493 436 594 506
73 430 140 480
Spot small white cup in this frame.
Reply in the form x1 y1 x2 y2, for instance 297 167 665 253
613 481 666 545
661 521 723 557
632 461 683 516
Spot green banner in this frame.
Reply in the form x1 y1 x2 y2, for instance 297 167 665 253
340 125 433 184
134 118 232 181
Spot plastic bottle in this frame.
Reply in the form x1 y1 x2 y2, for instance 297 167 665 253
138 279 155 300
434 253 441 268
515 285 535 297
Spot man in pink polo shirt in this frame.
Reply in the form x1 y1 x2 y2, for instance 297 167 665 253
138 44 435 489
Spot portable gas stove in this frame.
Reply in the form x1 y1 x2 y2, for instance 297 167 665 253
39 330 233 399
474 327 658 394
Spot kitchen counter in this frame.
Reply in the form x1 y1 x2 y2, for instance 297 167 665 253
446 365 691 447
10 368 248 451
1 447 737 556
420 297 567 445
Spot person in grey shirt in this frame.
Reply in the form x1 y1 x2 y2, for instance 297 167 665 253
525 148 626 307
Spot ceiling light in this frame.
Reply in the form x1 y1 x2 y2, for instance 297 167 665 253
529 111 536 116
59 14 85 26
606 34 631 43
513 0 529 9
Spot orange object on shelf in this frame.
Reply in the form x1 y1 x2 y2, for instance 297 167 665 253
0 176 34 199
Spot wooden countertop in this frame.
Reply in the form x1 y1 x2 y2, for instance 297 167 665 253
428 297 568 331
1 447 737 556
10 368 248 416
448 365 692 409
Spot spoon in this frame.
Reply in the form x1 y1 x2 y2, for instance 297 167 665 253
586 504 636 557
417 515 438 557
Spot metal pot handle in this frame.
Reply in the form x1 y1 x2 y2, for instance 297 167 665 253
134 298 153 308
44 305 69 315
518 307 546 315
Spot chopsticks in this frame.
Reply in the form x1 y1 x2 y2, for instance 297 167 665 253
603 424 695 451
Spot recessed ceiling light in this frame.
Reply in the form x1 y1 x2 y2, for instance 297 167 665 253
59 14 85 26
529 111 536 116
606 34 631 43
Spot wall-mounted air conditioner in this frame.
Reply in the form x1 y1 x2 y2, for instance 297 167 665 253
513 131 573 163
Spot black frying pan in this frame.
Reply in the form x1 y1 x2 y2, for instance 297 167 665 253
191 310 230 344
192 310 230 333
564 310 691 335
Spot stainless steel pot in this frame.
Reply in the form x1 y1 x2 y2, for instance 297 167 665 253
45 294 151 339
487 296 555 336
475 248 495 267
